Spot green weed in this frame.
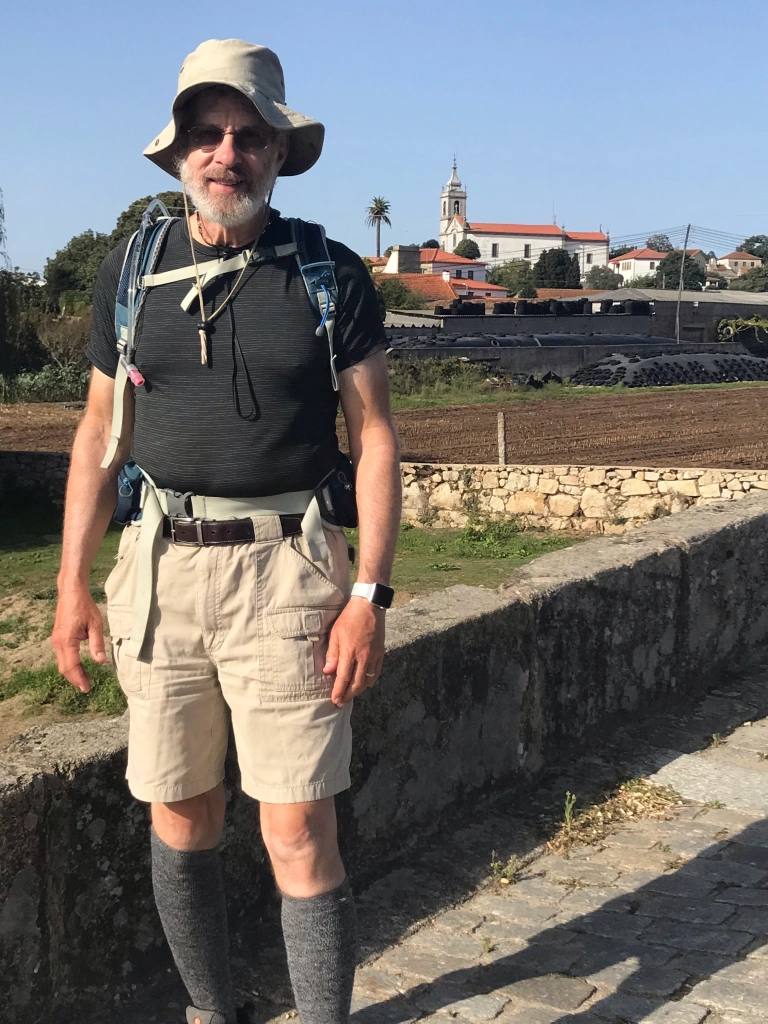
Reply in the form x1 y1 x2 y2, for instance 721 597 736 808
490 851 519 885
0 659 126 716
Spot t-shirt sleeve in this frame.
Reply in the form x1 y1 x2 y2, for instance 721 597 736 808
327 240 388 373
85 241 128 379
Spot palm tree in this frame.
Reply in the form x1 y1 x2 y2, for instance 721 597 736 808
365 197 392 258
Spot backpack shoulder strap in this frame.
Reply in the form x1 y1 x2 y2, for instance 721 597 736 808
287 217 340 391
102 203 175 470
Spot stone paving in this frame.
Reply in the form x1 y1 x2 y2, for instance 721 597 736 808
345 662 768 1024
84 657 768 1024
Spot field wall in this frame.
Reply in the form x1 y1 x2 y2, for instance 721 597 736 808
4 494 768 1018
402 461 768 535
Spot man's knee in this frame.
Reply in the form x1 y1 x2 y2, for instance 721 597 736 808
260 797 338 868
151 783 226 851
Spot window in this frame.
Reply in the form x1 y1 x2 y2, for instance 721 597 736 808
455 270 462 278
442 202 447 216
650 262 656 270
524 244 531 258
491 243 498 258
453 200 460 214
586 253 593 264
453 235 457 248
468 271 474 280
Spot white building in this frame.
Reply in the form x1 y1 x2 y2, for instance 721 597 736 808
609 248 708 284
715 251 763 275
438 161 609 279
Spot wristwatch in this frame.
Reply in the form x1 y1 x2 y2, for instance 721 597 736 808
351 581 395 609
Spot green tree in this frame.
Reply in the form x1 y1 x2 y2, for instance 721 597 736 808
0 270 48 374
585 265 623 290
453 239 481 260
518 276 538 298
110 191 186 246
729 264 768 292
653 251 705 291
421 238 440 249
646 233 673 252
609 245 634 260
0 187 9 270
44 230 112 304
533 248 582 289
740 235 768 261
375 276 424 313
487 258 530 293
365 196 392 258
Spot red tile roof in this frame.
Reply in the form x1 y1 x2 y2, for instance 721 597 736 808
464 223 608 242
720 251 762 261
420 248 486 265
382 274 458 302
609 248 668 264
452 279 508 295
566 231 609 242
468 223 566 237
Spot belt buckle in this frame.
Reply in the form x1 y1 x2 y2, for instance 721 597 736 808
169 516 205 545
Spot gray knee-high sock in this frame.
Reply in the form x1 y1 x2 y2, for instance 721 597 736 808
151 828 236 1023
281 877 357 1024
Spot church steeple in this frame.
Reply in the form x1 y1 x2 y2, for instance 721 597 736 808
439 158 467 249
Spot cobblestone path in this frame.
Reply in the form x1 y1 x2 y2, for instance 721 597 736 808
345 662 768 1024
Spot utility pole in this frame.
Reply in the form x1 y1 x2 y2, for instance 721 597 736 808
675 223 691 345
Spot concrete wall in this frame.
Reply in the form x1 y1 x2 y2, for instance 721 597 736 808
4 494 768 1019
402 462 768 534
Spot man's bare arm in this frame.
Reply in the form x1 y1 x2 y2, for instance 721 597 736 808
52 368 133 693
324 350 401 705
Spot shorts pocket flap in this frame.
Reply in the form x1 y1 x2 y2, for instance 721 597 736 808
266 605 345 639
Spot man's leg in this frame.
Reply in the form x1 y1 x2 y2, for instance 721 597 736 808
260 797 357 1024
151 784 237 1024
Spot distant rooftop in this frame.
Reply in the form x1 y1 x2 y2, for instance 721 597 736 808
587 287 768 305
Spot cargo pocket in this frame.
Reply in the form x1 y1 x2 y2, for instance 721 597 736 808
104 527 147 696
264 605 345 701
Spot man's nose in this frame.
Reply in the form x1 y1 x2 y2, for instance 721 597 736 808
214 132 239 166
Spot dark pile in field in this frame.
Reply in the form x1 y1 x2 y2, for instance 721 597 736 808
571 352 768 388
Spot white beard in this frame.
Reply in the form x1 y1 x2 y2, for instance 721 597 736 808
177 156 277 228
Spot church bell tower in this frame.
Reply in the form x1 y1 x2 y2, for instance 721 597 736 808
439 159 467 249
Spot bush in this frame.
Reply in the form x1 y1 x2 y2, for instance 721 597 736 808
388 357 488 395
1 364 90 402
375 276 424 312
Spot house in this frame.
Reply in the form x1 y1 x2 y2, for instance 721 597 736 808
609 248 707 284
714 251 763 275
378 272 507 308
380 246 489 282
438 161 609 279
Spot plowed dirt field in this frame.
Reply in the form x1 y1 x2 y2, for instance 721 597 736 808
4 387 768 468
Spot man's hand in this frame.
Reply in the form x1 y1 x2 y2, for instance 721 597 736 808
52 586 108 693
324 598 385 707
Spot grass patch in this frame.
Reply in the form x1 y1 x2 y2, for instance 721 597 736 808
0 492 120 601
0 658 126 715
387 362 768 411
547 777 683 854
347 521 578 596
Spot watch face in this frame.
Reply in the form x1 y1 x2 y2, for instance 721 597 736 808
372 583 395 609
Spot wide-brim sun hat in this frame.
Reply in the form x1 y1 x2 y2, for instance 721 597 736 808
144 38 325 178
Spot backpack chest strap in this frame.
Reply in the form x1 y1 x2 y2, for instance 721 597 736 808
140 241 298 311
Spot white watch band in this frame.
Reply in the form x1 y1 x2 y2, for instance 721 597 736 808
351 582 378 603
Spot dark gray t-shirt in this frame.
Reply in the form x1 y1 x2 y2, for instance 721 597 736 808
87 211 387 497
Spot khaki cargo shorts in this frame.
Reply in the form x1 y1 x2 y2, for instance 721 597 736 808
104 516 352 805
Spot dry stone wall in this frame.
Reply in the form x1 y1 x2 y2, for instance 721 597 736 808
402 462 768 535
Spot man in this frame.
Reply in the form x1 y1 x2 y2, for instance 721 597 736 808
52 39 401 1024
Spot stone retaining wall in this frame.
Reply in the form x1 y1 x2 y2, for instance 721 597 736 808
4 494 768 1018
0 451 69 500
402 462 768 534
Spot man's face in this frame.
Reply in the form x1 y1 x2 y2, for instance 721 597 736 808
177 88 289 228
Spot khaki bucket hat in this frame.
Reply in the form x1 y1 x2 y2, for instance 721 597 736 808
143 39 325 178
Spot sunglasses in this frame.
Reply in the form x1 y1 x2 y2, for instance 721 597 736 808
185 124 276 154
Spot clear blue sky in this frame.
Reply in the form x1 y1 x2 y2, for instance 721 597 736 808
2 0 767 273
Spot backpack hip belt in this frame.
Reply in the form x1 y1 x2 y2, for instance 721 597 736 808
124 473 328 659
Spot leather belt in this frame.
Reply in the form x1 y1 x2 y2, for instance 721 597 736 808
162 514 303 546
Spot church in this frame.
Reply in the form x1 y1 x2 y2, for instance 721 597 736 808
438 162 610 280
